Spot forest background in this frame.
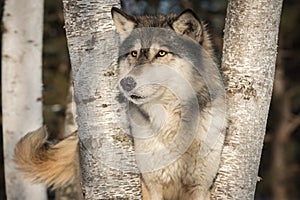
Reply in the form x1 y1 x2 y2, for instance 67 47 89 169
0 0 299 199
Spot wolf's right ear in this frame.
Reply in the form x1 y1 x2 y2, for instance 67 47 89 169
111 7 136 41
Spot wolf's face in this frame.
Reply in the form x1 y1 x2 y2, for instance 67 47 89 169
112 8 214 106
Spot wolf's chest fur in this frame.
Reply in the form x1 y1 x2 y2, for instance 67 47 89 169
133 98 217 200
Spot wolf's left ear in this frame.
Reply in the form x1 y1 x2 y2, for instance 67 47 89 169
172 9 204 43
111 7 136 41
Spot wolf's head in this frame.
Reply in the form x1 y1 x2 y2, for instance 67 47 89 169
111 8 219 107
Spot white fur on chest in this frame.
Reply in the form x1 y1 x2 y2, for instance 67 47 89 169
131 98 225 200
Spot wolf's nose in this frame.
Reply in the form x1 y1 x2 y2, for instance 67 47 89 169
120 76 136 92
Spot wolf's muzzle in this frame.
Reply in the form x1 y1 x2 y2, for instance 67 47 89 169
120 76 137 92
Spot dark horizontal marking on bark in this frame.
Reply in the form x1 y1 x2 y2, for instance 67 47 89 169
81 97 97 104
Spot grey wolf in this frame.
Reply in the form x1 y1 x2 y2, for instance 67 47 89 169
14 7 226 200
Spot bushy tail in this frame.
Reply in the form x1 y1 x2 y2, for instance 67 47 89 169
14 126 79 188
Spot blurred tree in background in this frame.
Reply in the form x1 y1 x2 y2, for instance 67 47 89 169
42 0 70 140
0 0 299 199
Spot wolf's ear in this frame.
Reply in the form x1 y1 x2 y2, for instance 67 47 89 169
111 7 136 41
172 9 204 43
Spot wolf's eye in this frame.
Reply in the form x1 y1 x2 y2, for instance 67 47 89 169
130 50 138 57
156 50 167 57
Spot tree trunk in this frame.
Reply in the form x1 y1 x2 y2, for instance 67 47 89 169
1 0 47 199
270 54 300 200
62 0 142 199
271 66 289 200
211 0 283 199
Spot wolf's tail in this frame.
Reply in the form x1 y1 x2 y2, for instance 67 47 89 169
14 126 79 188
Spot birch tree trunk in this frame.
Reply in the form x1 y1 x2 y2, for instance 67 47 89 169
62 0 142 199
1 0 47 199
211 0 283 199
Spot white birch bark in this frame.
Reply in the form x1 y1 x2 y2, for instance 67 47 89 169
62 0 142 199
1 0 47 199
211 0 283 199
